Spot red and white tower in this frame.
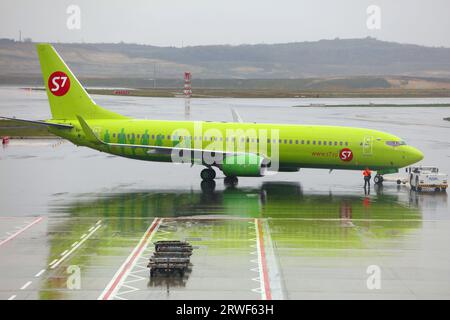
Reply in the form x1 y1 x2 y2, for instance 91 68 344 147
183 72 192 98
184 72 192 118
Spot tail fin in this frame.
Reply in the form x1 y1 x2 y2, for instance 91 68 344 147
36 44 127 120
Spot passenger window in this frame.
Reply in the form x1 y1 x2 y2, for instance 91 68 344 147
345 142 348 146
307 140 310 145
289 140 293 144
340 141 343 146
279 139 282 143
167 135 170 140
295 140 298 144
301 140 305 144
318 141 321 145
113 133 116 138
323 141 326 146
284 139 287 144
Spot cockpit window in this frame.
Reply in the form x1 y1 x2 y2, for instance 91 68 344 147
385 140 407 147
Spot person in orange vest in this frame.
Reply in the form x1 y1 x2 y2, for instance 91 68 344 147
363 167 372 189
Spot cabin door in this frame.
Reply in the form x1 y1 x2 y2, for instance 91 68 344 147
362 136 373 155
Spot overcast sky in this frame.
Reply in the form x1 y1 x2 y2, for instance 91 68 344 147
1 0 450 47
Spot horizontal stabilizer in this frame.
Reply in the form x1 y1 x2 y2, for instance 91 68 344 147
0 116 73 129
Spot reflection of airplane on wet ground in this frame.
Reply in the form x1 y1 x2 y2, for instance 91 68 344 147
55 182 425 222
12 182 447 300
1 44 423 185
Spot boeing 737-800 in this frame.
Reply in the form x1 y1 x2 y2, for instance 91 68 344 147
1 44 424 185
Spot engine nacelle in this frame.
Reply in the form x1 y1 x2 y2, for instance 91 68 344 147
221 154 268 177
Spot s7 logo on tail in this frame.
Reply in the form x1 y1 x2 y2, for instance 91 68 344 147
48 71 70 96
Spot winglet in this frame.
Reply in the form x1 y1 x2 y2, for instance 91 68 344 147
76 115 104 144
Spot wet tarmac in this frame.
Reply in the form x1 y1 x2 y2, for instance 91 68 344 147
1 87 450 299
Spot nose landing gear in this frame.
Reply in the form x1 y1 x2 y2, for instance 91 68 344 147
374 174 384 185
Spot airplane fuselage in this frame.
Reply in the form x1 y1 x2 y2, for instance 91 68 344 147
49 118 424 173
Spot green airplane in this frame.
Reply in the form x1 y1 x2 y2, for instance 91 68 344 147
2 44 424 184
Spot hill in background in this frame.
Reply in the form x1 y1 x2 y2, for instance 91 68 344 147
1 37 450 93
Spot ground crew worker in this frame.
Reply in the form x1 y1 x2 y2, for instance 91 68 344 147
363 167 372 188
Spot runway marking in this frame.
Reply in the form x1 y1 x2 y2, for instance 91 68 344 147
262 219 284 300
34 269 46 278
255 219 272 300
98 218 161 300
20 281 32 290
80 233 87 239
8 295 16 300
0 217 43 248
60 250 68 256
71 241 79 247
49 259 58 267
50 223 102 269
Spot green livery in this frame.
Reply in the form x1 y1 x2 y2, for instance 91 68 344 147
9 44 425 181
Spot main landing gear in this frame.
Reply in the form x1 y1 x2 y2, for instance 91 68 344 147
224 176 238 187
200 167 239 188
200 168 216 181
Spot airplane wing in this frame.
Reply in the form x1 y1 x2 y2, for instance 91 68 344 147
0 116 73 129
77 115 260 161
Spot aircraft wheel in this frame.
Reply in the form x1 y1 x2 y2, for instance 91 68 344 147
200 179 216 192
435 187 441 192
200 168 216 181
224 176 238 187
396 179 401 185
374 175 383 185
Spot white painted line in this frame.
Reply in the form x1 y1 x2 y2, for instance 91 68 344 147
96 220 102 226
0 217 44 248
60 250 68 256
71 241 79 248
51 224 102 269
254 219 271 300
88 227 94 232
20 281 32 290
34 269 46 278
49 259 58 267
8 295 16 300
98 218 161 300
262 220 284 300
80 234 87 239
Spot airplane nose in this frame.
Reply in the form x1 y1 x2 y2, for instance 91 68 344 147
407 147 424 164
